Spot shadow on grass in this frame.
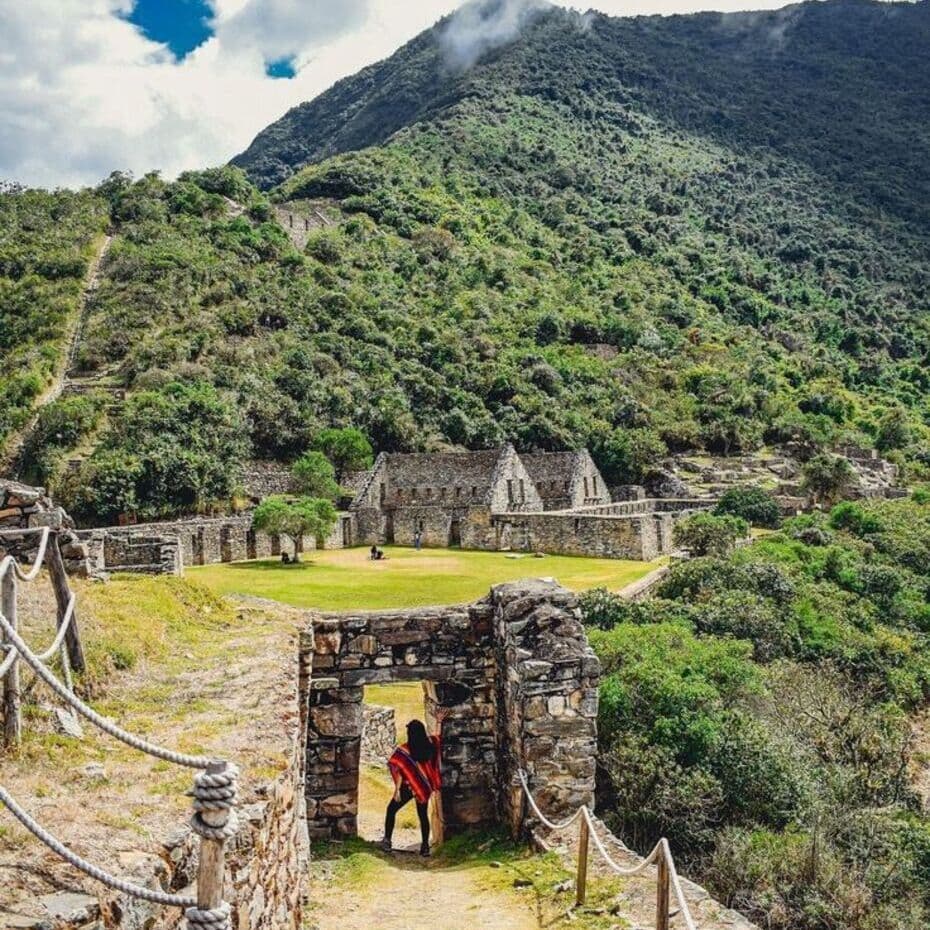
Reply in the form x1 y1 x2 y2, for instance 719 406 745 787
204 559 323 572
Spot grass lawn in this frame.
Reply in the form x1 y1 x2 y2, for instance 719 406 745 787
189 545 663 611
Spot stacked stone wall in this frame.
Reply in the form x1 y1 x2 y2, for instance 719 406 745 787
0 479 91 575
301 602 499 837
301 580 599 841
239 460 297 500
361 704 396 763
88 532 182 575
493 581 599 834
77 512 355 574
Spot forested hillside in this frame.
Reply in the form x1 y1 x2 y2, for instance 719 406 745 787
586 496 930 930
1 0 928 522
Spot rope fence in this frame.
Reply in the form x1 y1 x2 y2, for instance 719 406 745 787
0 528 239 930
518 769 698 930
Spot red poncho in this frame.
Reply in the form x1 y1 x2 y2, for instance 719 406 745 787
388 735 442 804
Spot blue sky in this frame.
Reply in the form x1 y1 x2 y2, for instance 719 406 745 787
124 0 214 58
0 0 859 189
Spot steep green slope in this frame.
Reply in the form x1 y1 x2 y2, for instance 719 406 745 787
3 0 929 522
0 190 107 455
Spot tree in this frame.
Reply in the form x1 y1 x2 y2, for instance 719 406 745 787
674 513 749 557
292 451 340 500
714 487 782 528
252 496 338 562
311 427 373 479
802 453 855 506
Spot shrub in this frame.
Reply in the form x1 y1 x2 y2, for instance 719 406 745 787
802 453 855 505
829 501 884 536
292 450 340 500
674 512 749 556
715 486 782 528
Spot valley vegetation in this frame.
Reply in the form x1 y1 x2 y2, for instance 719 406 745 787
584 496 930 930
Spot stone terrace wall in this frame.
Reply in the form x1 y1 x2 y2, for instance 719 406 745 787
300 580 599 841
361 704 396 764
491 512 666 560
240 460 297 500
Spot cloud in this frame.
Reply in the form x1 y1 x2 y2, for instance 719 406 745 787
0 0 900 190
440 0 550 71
215 0 371 65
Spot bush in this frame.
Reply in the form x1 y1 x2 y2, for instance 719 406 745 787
292 450 340 500
715 486 782 528
674 512 749 556
802 453 855 505
829 501 884 536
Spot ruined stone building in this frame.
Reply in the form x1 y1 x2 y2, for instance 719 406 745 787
350 445 708 560
351 445 543 550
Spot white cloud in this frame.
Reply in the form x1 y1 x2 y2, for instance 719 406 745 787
0 0 890 189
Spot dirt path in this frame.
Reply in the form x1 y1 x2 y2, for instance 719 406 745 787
307 846 540 930
1 233 112 474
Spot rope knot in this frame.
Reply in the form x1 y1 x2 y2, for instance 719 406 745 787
185 902 231 930
189 763 240 842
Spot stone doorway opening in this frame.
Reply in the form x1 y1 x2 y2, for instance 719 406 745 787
357 681 433 849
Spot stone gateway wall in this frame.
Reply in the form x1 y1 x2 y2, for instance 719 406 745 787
300 580 598 840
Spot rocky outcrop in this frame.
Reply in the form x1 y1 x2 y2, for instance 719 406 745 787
0 479 91 576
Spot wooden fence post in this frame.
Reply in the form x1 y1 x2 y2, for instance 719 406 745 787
576 814 590 907
46 534 85 674
2 570 21 747
193 761 232 926
656 841 670 930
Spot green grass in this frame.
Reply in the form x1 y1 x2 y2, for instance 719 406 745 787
190 545 662 610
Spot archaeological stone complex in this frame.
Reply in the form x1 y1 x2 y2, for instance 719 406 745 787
301 579 600 839
349 444 708 560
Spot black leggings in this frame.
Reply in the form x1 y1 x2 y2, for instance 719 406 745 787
385 784 430 848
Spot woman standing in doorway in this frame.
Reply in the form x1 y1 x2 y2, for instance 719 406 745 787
381 708 449 856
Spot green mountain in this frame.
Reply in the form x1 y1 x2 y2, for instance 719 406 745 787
2 0 929 522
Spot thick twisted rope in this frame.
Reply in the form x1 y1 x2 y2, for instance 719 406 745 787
0 785 196 907
0 591 76 680
189 764 240 841
0 527 51 583
0 608 216 769
518 769 698 930
0 528 237 930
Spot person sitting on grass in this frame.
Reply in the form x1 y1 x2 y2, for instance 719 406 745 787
381 708 449 857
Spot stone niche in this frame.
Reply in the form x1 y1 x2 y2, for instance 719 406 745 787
299 579 600 840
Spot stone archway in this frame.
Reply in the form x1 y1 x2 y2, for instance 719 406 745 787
299 581 601 840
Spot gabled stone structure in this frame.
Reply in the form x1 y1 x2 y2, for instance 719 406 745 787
521 449 609 511
351 444 542 549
